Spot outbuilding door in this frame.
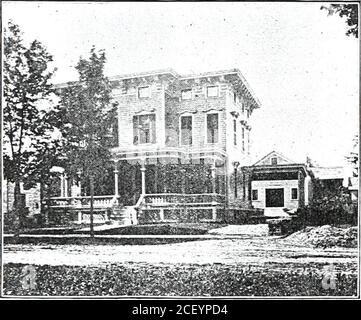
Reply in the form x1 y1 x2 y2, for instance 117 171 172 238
265 188 284 207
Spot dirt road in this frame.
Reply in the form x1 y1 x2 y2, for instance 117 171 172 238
3 237 358 273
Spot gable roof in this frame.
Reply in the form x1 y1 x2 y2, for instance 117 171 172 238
253 150 296 166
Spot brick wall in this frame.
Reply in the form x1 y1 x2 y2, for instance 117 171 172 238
114 81 166 149
165 82 228 150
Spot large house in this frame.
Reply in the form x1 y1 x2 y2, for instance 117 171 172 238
47 68 262 224
4 69 357 226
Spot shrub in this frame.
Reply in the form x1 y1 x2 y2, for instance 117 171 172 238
295 190 357 227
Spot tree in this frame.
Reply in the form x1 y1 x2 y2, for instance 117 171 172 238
321 4 358 38
345 134 359 177
3 21 57 231
57 47 117 238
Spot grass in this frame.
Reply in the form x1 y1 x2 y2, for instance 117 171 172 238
3 262 358 297
77 223 226 235
15 223 226 236
4 236 206 245
4 223 227 245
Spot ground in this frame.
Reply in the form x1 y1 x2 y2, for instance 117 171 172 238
2 224 359 297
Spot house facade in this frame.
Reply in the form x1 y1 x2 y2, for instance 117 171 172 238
48 68 262 224
110 68 260 223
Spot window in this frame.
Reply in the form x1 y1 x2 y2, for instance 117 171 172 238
233 119 237 146
291 188 298 200
242 127 245 152
138 86 150 98
271 157 278 165
241 102 245 114
206 113 219 144
181 89 192 100
252 190 258 201
180 115 192 146
133 114 156 144
207 86 219 97
233 93 237 103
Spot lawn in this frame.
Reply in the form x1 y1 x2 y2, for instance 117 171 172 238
3 262 358 297
18 223 226 236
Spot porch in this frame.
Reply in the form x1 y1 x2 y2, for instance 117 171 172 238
113 146 228 223
46 146 228 225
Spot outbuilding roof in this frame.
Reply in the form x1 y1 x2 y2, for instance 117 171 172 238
310 167 344 180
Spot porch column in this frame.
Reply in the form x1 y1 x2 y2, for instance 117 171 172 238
244 170 252 208
159 208 165 221
212 207 217 221
60 174 65 197
77 211 82 224
211 162 216 193
298 171 305 208
233 161 240 198
77 170 82 197
113 161 119 196
155 161 159 193
64 174 69 197
140 160 146 195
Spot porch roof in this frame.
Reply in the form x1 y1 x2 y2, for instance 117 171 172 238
110 146 228 164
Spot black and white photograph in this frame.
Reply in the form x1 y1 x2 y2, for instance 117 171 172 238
1 1 359 301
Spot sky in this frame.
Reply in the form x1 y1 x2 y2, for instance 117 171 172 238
3 1 359 167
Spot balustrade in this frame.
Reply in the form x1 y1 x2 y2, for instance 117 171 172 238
141 193 225 208
48 195 117 209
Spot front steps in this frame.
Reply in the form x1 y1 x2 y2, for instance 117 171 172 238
264 208 291 218
109 205 137 226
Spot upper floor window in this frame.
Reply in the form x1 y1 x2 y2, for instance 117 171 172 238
233 93 237 103
207 86 219 98
271 157 278 165
138 86 150 98
206 113 219 144
133 114 156 144
233 119 237 146
291 188 298 200
180 115 192 146
181 89 192 100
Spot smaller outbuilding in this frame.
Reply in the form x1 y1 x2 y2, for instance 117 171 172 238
241 151 347 218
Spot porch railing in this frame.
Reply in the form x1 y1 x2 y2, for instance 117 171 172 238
48 195 119 210
139 193 226 209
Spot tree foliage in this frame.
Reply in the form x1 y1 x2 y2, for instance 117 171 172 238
57 47 117 186
345 134 359 177
296 179 357 227
3 21 59 190
321 4 358 38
